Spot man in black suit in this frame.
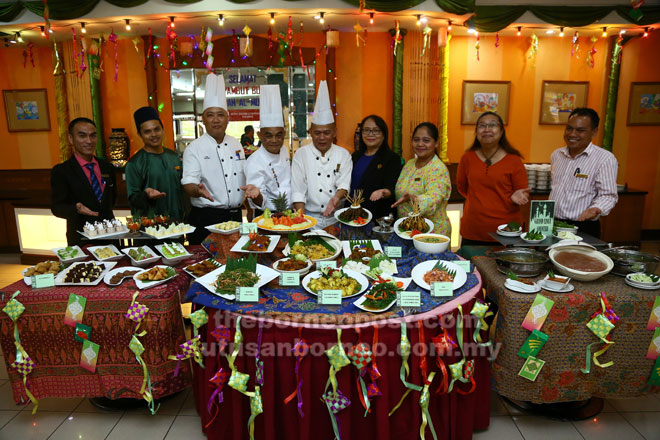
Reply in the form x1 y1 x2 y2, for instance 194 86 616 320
51 117 116 245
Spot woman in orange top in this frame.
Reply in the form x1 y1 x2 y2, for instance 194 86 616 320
457 112 530 245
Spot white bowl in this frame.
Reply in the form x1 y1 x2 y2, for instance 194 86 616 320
272 257 313 275
521 233 546 244
412 234 450 254
543 274 571 290
549 246 613 281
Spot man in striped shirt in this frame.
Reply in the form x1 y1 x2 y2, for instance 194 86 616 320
549 108 618 238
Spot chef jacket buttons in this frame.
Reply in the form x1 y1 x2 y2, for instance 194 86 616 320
319 189 323 192
327 174 330 178
317 173 321 176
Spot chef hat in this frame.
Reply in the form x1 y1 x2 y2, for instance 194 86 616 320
259 85 284 128
203 73 228 112
133 106 162 132
312 80 334 125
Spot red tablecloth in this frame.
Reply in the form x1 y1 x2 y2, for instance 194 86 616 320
0 252 200 405
193 300 491 440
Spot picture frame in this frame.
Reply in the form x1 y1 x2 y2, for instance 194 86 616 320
3 88 51 132
539 81 589 125
461 81 511 125
627 82 660 126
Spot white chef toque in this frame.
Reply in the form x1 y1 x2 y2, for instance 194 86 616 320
311 80 334 125
202 73 228 112
259 85 284 128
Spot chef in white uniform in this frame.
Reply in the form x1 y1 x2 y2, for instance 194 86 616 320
181 73 246 244
291 81 352 229
242 85 291 214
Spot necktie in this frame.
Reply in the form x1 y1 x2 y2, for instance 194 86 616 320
84 163 103 202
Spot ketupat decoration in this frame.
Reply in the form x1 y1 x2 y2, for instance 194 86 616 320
125 291 149 333
419 372 438 440
322 389 351 440
323 329 352 439
347 336 373 415
211 324 231 352
168 335 203 376
581 293 618 374
129 334 159 414
186 308 208 338
470 300 493 346
389 323 423 416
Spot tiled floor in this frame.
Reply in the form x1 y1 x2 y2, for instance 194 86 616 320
1 246 660 439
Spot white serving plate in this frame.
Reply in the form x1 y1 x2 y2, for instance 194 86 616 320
253 214 317 233
521 233 546 244
283 232 342 262
205 222 241 235
538 279 574 293
334 207 373 227
342 240 384 259
133 265 178 290
182 258 222 279
88 244 123 262
625 273 660 287
154 243 193 265
553 231 583 241
393 217 435 240
625 279 660 290
504 279 541 293
121 246 161 267
195 264 279 300
410 260 467 291
22 262 61 287
103 266 142 286
353 277 412 313
77 228 129 240
55 261 117 286
302 269 369 299
142 225 196 240
496 224 522 237
272 258 313 275
52 245 87 263
230 234 281 254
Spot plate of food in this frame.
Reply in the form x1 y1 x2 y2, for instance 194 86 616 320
410 260 467 291
553 230 583 241
272 256 313 275
625 272 660 290
183 258 222 279
521 230 546 244
121 246 161 267
230 233 280 253
79 219 129 239
283 232 341 262
353 276 410 313
537 271 574 293
253 193 317 232
22 260 62 286
155 242 193 264
342 240 384 262
394 201 434 240
496 222 522 237
205 220 241 235
53 245 87 263
133 265 178 289
554 220 578 233
88 244 123 262
142 223 195 239
195 256 278 300
334 190 372 227
302 267 369 299
104 267 142 286
55 261 117 286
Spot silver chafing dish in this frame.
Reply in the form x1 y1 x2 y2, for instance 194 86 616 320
487 248 550 277
600 248 660 276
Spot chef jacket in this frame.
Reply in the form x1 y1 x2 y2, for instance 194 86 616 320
245 145 292 211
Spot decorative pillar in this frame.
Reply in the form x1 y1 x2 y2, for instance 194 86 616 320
87 39 105 158
602 36 629 152
438 32 451 163
389 28 407 155
52 41 70 162
143 35 159 111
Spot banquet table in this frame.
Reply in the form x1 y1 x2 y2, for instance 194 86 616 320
0 250 198 406
474 256 660 404
187 226 493 440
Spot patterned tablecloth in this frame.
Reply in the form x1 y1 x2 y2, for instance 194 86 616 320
474 256 660 403
0 250 200 405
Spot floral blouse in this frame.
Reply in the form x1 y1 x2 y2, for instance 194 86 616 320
394 155 452 236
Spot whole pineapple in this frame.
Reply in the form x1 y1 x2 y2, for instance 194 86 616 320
270 192 289 217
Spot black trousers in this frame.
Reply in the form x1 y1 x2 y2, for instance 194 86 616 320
187 206 241 245
555 218 601 239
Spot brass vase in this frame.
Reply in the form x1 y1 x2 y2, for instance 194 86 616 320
108 128 129 167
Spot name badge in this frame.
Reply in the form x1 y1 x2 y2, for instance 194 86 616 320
575 173 589 179
318 290 342 305
235 286 259 302
317 261 337 270
279 273 300 286
397 291 421 308
431 282 453 297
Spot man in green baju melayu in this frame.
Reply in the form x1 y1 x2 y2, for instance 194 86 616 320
125 106 185 220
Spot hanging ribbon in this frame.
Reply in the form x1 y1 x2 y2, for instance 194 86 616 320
125 291 149 333
231 30 240 63
495 32 500 48
322 389 350 440
267 27 274 65
447 305 467 393
108 30 118 81
27 42 35 67
470 300 493 346
475 34 480 61
52 41 62 74
324 329 351 440
421 25 432 57
72 28 79 78
287 16 293 51
527 33 538 63
571 31 580 57
389 323 422 416
284 327 308 417
393 20 402 55
367 326 382 398
79 36 87 76
205 27 214 71
586 36 598 68
42 0 50 37
242 24 252 58
255 323 264 387
432 315 454 395
353 22 365 48
247 386 263 440
205 367 229 429
347 328 372 416
129 333 159 414
187 308 208 338
168 335 203 376
98 35 105 73
581 293 618 373
146 28 153 66
166 25 177 68
419 372 438 440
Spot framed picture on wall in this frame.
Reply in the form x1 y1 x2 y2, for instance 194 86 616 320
461 81 511 125
627 82 660 125
3 89 51 132
539 81 589 125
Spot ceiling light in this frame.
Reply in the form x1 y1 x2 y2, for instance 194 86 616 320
270 13 275 25
559 27 564 37
369 13 374 25
169 16 175 28
517 26 522 36
40 26 46 37
643 27 649 37
447 19 452 31
602 27 607 37
319 12 325 25
218 14 225 26
16 32 23 43
81 22 86 34
416 15 421 26
125 19 131 31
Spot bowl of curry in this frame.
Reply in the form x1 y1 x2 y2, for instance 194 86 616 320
549 245 613 281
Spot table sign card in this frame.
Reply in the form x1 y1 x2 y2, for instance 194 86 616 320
647 296 660 330
80 339 100 373
649 358 660 386
317 261 337 271
235 287 259 302
529 200 555 236
318 290 342 305
454 260 471 273
385 246 402 258
31 273 55 289
431 282 453 297
521 294 555 332
517 329 549 359
518 355 545 381
240 223 258 235
397 291 421 308
74 323 92 343
646 328 660 360
64 293 87 327
279 273 300 287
